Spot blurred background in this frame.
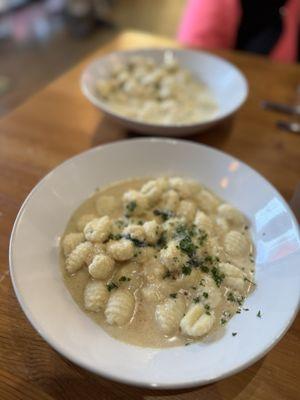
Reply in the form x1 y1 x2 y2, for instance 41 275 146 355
0 0 299 118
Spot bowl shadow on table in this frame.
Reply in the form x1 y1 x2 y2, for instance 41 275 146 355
90 115 235 149
52 354 264 400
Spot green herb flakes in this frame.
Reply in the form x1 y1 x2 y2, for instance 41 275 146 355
153 209 174 221
107 282 118 292
119 276 131 282
125 201 137 215
182 265 192 275
179 236 196 257
211 267 225 287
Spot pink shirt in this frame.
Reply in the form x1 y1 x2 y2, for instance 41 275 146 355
178 0 299 62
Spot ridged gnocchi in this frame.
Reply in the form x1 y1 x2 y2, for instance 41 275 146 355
225 231 249 257
66 242 93 274
88 254 115 280
62 232 84 257
105 290 135 326
156 296 186 334
84 216 111 242
180 304 215 337
62 176 255 348
84 281 109 312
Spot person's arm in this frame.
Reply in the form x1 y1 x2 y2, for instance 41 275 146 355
177 0 241 50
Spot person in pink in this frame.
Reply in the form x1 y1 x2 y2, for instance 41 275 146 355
178 0 299 63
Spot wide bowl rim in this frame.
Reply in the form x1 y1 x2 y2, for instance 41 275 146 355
80 47 249 131
9 138 300 389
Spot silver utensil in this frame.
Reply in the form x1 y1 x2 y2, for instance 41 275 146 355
277 120 300 133
261 100 300 116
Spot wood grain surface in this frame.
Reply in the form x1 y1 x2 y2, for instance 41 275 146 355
0 30 299 400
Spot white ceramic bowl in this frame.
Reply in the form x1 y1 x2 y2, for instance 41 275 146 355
81 49 248 136
10 139 300 389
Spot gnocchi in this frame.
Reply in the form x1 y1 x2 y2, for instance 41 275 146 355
61 176 255 347
95 55 218 125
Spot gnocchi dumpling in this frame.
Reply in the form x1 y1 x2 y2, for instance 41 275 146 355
88 254 115 280
169 177 194 199
123 190 148 216
225 231 249 257
218 204 245 227
194 211 214 235
77 214 97 232
85 242 105 265
62 232 84 257
123 224 145 242
140 180 163 205
105 290 135 326
161 189 180 211
107 239 134 261
84 216 111 242
66 242 93 274
143 220 162 244
197 190 219 214
156 296 186 335
177 200 197 223
219 262 245 291
160 241 188 271
84 281 109 312
180 304 215 337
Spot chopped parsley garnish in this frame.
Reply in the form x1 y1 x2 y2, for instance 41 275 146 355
107 282 118 292
156 232 167 249
244 277 256 285
243 308 249 311
220 318 227 325
109 233 123 241
124 234 147 247
200 264 210 273
232 332 237 336
179 236 196 257
125 201 137 216
163 270 171 279
204 304 210 311
199 279 205 286
227 292 244 306
227 292 236 302
197 231 208 246
203 292 209 299
193 296 200 303
182 265 192 275
236 309 241 314
257 310 262 318
119 276 131 282
211 266 225 287
205 311 211 315
169 293 177 299
185 343 191 346
153 209 174 221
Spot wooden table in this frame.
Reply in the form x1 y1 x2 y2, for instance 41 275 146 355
0 30 299 400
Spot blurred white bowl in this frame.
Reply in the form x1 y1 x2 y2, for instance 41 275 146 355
10 138 300 389
81 48 248 136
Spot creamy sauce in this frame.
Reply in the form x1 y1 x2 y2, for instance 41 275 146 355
61 177 255 348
